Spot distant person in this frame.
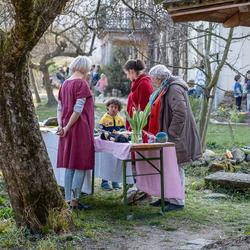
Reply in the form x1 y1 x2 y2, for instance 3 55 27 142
89 64 96 90
99 99 125 190
95 73 108 95
92 65 101 88
245 71 250 113
195 65 206 98
56 67 66 85
233 74 243 111
66 66 70 77
187 80 196 96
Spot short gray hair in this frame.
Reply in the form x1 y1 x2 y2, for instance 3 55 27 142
69 56 92 74
149 64 172 80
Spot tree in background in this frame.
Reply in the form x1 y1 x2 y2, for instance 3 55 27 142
30 0 97 106
187 23 234 149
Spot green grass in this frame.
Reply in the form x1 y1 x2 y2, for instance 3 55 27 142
206 124 250 152
35 99 57 122
1 176 249 249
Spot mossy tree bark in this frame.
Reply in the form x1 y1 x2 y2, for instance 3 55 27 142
0 0 70 232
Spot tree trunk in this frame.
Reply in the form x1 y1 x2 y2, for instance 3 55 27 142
161 33 167 65
0 62 66 232
171 25 180 75
199 86 217 150
29 67 41 103
202 87 217 146
199 94 209 141
35 70 42 91
181 25 188 81
41 65 57 106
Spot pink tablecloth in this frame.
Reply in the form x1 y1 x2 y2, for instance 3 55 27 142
95 138 184 200
135 147 184 200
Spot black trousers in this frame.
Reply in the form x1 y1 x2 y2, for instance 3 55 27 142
235 96 242 111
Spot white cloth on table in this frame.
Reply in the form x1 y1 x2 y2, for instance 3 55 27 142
95 151 134 184
94 137 134 184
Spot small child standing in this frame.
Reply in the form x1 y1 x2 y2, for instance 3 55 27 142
99 99 125 190
233 74 243 111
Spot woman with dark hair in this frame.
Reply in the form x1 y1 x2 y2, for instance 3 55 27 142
123 59 154 131
123 59 154 202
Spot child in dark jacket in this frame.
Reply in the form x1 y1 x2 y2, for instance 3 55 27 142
99 99 125 190
233 74 243 111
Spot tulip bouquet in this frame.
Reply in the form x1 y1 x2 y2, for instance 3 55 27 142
125 103 151 143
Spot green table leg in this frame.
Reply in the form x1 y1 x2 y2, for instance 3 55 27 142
160 148 165 215
123 160 128 219
91 168 95 195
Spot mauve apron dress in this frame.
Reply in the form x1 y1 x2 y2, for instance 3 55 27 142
57 79 94 170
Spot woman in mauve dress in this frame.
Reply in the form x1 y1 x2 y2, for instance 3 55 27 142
57 56 94 210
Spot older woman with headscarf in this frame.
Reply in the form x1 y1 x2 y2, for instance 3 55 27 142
148 65 202 212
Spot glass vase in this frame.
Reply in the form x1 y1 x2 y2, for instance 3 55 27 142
131 130 142 143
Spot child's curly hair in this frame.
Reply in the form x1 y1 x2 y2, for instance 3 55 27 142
106 99 122 111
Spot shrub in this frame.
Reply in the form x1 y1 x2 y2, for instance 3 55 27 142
103 46 131 96
231 110 247 123
103 62 130 96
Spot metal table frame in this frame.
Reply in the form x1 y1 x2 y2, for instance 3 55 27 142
92 142 174 220
122 142 174 219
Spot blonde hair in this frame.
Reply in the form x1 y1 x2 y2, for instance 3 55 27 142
69 56 92 74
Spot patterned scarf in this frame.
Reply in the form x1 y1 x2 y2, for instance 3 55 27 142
149 78 171 105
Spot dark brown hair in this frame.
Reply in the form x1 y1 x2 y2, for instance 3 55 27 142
123 59 145 72
106 99 122 111
234 74 241 82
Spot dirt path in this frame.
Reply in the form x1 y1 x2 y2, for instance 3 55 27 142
80 225 225 250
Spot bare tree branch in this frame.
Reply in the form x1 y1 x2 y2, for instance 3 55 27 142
208 28 234 89
6 0 70 67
